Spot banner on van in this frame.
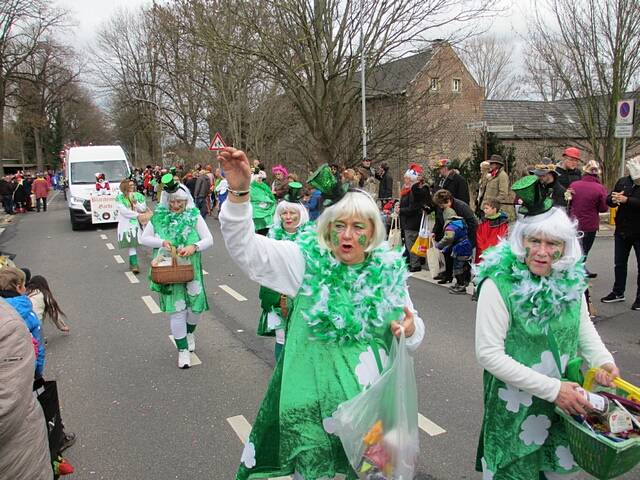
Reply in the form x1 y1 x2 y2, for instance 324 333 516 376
90 195 119 224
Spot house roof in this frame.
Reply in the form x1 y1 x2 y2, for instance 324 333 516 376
365 49 434 96
482 99 586 139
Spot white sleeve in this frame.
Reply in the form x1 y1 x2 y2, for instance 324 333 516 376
475 279 561 403
219 201 305 297
117 202 138 219
139 221 164 249
194 216 213 252
578 298 615 368
404 289 425 352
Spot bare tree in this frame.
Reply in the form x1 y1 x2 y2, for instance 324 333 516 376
0 0 67 173
528 0 640 187
201 0 499 167
459 34 520 99
520 44 571 101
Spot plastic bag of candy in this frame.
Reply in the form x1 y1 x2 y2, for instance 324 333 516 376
331 330 419 479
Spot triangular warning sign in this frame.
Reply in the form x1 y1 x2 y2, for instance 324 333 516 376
209 132 227 151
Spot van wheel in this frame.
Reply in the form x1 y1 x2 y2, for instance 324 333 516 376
70 213 82 231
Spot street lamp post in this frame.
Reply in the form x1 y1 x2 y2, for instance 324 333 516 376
132 96 163 166
360 0 367 161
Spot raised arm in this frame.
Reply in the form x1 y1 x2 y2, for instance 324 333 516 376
217 148 305 297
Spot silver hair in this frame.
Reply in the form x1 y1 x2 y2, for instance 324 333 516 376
273 201 309 229
316 191 385 252
508 207 583 271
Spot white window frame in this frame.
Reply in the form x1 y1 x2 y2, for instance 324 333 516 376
452 78 461 92
430 77 440 91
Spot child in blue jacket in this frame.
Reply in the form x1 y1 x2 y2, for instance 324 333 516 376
436 207 473 295
0 267 45 377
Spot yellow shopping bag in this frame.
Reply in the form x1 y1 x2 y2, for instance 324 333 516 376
410 235 430 257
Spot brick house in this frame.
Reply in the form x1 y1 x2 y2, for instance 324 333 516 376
365 41 484 182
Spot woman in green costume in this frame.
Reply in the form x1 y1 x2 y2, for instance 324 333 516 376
474 175 620 480
116 179 149 273
257 182 309 360
218 147 425 480
140 176 213 369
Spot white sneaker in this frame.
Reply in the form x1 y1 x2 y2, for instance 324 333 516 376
178 349 191 369
187 333 195 352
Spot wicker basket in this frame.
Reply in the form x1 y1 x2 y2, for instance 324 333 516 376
555 369 640 479
151 248 194 285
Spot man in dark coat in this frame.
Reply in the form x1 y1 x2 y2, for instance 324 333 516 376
375 162 393 201
556 147 582 189
432 189 478 284
601 156 640 311
0 176 15 214
434 158 470 205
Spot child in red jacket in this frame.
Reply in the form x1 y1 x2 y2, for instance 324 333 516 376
475 197 509 263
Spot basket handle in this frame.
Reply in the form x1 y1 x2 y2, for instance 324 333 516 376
171 246 179 267
584 367 640 401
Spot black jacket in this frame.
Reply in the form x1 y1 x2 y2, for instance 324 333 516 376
436 172 470 205
433 199 478 247
556 166 582 190
376 170 393 200
607 176 640 239
399 183 429 231
0 179 13 196
545 179 567 207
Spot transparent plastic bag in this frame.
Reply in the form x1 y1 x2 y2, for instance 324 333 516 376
151 247 191 267
332 330 419 479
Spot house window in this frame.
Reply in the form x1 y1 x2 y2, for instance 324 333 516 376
452 78 461 92
430 78 440 91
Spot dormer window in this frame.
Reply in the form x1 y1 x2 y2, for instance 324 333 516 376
452 78 461 92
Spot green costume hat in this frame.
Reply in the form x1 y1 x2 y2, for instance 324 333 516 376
169 166 177 175
161 173 180 193
512 175 553 217
284 181 303 203
307 164 349 207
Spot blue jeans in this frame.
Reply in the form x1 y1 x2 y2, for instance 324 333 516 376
612 233 640 299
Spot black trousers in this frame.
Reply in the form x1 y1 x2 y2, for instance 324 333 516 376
36 197 47 211
612 233 640 299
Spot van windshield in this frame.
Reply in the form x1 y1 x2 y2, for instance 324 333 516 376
70 160 129 185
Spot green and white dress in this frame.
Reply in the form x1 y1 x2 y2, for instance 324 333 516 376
116 192 146 248
474 242 614 479
218 201 425 480
140 205 212 314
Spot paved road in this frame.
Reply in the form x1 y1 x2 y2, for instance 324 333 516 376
1 193 638 479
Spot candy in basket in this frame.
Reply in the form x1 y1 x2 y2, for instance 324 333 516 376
150 247 194 285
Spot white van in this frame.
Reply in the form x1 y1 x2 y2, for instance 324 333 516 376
66 145 131 230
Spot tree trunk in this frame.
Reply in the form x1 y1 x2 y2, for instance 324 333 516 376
34 127 45 172
0 87 5 176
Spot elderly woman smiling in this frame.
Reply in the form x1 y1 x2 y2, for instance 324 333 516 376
474 175 619 480
217 147 425 480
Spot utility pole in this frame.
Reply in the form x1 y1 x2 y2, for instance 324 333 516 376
360 0 367 160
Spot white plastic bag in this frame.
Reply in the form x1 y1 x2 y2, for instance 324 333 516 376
331 331 419 479
151 247 191 267
387 214 402 249
426 248 444 280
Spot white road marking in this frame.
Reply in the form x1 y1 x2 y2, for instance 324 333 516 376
0 227 4 237
125 271 140 284
97 228 102 231
105 243 115 250
226 415 292 480
202 269 209 275
418 413 446 436
219 284 247 302
114 255 125 264
141 296 161 314
49 191 60 203
100 234 108 240
168 336 202 366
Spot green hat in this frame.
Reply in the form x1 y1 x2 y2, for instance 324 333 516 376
512 175 553 217
169 166 177 175
307 164 349 206
284 181 303 203
161 173 179 193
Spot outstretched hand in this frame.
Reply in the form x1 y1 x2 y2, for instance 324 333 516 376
390 306 416 338
217 147 252 192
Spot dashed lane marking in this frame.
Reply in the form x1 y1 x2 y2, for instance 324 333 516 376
203 269 209 275
100 234 108 240
105 243 115 250
114 255 125 264
168 336 202 366
219 284 247 302
141 296 161 314
0 227 4 237
418 413 446 436
125 271 140 284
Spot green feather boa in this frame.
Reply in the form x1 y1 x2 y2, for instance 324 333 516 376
475 241 587 329
296 228 408 344
267 222 310 241
150 205 199 246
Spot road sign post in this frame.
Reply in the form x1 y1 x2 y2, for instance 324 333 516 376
615 100 635 177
